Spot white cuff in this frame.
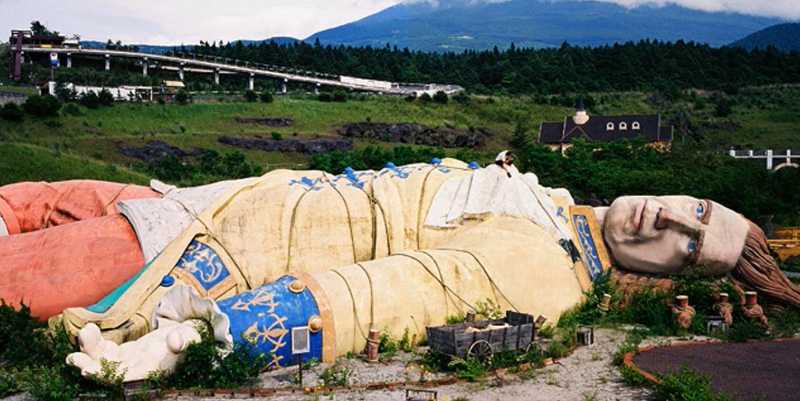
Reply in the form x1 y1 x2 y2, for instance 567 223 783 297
0 213 8 237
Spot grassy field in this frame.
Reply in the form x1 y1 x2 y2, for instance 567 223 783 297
0 88 798 185
0 142 150 186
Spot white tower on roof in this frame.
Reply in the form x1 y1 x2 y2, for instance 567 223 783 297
573 97 590 125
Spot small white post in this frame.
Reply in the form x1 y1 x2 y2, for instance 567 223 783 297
766 150 774 170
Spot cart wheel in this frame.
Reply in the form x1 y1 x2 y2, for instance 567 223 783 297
524 342 542 355
468 340 493 361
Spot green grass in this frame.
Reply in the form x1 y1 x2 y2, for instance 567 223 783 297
0 87 798 185
0 142 150 186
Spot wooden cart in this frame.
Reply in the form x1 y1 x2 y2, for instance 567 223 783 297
426 311 537 360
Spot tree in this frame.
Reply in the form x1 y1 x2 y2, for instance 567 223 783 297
79 92 101 109
30 21 57 36
332 89 348 103
432 91 448 104
23 95 61 118
98 89 114 107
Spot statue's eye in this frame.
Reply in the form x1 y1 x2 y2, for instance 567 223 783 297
688 241 697 253
696 203 705 220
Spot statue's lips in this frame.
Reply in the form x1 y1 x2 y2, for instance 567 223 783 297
633 199 647 233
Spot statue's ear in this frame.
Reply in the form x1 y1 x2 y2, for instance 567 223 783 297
593 207 609 228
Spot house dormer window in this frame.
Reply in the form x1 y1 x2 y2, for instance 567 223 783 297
619 122 628 130
632 122 640 130
606 122 614 131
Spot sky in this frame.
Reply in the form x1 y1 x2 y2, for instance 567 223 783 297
1 0 797 45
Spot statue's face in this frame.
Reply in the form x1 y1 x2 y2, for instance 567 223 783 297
602 196 749 275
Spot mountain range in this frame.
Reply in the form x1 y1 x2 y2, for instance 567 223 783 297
82 1 793 55
305 0 785 52
729 23 800 52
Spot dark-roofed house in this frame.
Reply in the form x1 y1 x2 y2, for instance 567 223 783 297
539 101 673 154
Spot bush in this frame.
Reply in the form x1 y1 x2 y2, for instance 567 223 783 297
168 321 267 390
23 94 61 118
713 98 733 118
317 93 332 102
21 365 80 401
419 93 432 103
271 132 283 140
175 89 189 105
332 89 348 102
319 363 352 387
0 102 24 122
243 90 258 102
98 89 115 107
654 365 742 401
453 91 470 104
79 91 101 109
433 90 448 104
259 91 274 103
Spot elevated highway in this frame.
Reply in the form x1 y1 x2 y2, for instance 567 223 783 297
17 46 462 96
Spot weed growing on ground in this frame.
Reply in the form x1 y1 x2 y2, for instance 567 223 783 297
319 363 353 387
474 299 502 320
654 365 762 401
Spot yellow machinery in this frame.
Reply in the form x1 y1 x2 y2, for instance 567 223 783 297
770 227 800 263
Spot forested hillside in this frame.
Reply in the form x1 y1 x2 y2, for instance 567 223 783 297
185 39 800 94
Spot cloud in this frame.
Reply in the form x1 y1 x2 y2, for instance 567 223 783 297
400 0 800 20
0 0 397 45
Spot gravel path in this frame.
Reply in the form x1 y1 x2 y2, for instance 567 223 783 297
178 328 656 401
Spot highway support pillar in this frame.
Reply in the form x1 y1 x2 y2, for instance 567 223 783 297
281 79 288 94
104 54 110 71
178 63 185 81
66 53 72 68
142 58 148 77
314 83 320 95
248 73 254 91
214 68 220 85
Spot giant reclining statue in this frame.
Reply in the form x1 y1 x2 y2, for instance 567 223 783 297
1 158 797 381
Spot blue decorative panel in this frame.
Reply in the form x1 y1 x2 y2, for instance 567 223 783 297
573 215 603 281
217 276 322 369
175 240 230 292
289 176 324 191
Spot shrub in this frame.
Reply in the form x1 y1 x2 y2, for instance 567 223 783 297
433 90 449 104
271 132 283 140
98 89 115 107
0 367 24 398
21 365 81 401
0 102 24 122
79 91 101 109
317 93 332 102
243 90 258 102
654 365 743 401
713 98 733 118
419 93 432 103
23 94 61 117
474 298 502 320
259 91 274 103
453 91 470 104
332 89 348 103
175 89 189 105
545 340 569 359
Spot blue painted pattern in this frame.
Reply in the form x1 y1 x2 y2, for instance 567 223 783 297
573 215 603 281
175 240 230 292
289 176 324 191
217 276 322 369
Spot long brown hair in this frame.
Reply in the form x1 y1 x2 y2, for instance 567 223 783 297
732 219 800 308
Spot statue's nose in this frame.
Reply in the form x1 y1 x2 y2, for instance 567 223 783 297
654 208 700 235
